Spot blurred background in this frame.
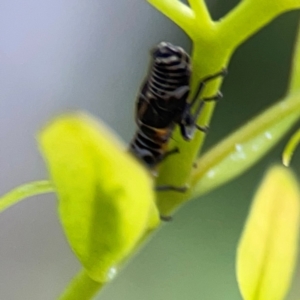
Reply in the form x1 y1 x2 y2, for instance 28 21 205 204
0 0 299 299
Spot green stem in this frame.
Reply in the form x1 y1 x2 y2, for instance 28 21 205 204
58 226 157 300
289 20 300 92
0 180 54 213
218 0 300 51
155 42 229 216
282 128 300 167
149 0 300 216
191 92 300 197
189 19 300 197
58 269 104 300
147 0 195 37
187 0 211 26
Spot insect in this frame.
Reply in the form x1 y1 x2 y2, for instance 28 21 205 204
129 41 226 170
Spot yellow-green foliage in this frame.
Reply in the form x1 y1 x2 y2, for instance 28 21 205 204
237 166 300 300
38 113 160 282
148 0 300 216
0 1 300 300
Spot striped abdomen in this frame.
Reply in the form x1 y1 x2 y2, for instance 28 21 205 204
130 41 191 168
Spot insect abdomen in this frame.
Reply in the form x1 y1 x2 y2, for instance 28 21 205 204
130 42 191 168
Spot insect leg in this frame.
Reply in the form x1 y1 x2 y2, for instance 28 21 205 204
160 215 173 222
155 184 189 221
162 147 179 159
180 100 207 140
180 68 227 140
189 68 227 108
155 184 188 193
202 91 223 102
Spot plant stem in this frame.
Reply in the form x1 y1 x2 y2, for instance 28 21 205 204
190 19 300 197
147 0 195 36
0 180 54 213
218 0 300 50
289 20 300 92
191 92 300 197
150 0 300 216
58 269 104 300
155 41 229 216
187 0 211 26
282 128 300 167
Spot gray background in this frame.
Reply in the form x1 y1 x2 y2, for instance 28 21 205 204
0 0 299 299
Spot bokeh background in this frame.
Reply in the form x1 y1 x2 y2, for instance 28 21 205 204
0 0 299 299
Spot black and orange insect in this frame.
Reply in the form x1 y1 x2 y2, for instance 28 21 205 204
129 41 226 169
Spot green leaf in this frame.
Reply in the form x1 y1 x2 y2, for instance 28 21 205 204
236 166 300 300
38 113 160 282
